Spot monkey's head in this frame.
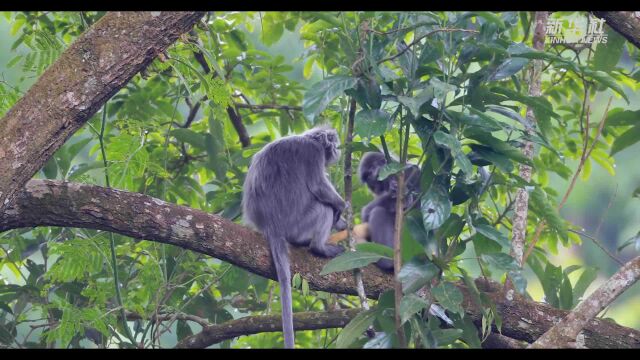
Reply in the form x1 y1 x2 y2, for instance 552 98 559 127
305 126 341 166
359 152 391 195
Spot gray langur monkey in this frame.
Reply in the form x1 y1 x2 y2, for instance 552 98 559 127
359 152 421 271
242 126 346 348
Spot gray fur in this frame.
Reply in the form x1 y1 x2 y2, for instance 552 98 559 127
242 126 345 348
358 152 421 271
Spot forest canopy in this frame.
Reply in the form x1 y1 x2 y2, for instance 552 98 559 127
0 11 639 349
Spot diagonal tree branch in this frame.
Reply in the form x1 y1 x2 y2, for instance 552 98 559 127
0 11 205 212
529 256 640 348
592 11 640 50
191 49 251 148
175 309 360 348
1 180 638 348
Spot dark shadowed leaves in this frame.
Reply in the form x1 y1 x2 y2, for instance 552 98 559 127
398 260 439 294
354 109 391 139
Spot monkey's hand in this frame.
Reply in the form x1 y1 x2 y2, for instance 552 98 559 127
332 208 343 228
334 217 347 231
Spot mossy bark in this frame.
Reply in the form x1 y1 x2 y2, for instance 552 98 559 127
0 11 204 211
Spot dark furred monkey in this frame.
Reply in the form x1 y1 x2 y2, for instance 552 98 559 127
242 126 346 348
359 152 421 271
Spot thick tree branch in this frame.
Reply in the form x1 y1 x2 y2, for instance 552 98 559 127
529 256 640 348
0 11 205 212
592 12 640 49
1 180 639 348
175 309 359 348
482 333 527 349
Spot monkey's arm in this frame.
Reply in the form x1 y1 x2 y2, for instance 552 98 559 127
304 162 346 223
361 193 393 222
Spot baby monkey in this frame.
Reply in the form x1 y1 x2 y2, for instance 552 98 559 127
359 152 421 271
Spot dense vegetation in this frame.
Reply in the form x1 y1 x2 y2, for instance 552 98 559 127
0 11 639 348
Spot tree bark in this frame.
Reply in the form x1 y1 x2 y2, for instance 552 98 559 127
592 12 640 50
510 11 548 268
0 11 205 211
1 180 638 348
175 309 360 348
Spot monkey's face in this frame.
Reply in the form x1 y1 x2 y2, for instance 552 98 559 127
306 126 340 166
324 130 340 165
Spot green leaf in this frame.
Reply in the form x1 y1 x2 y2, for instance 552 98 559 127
432 282 464 314
398 260 439 294
488 57 529 81
572 267 597 305
399 294 429 324
354 109 391 139
433 131 473 178
42 157 58 179
529 187 567 239
420 182 452 231
355 242 393 259
593 27 625 72
431 328 463 346
319 251 383 275
260 13 285 46
464 129 533 167
429 78 457 103
361 77 382 110
610 124 640 156
397 89 434 118
336 309 377 348
559 273 573 310
303 76 358 123
583 68 629 103
474 12 506 29
606 109 640 127
480 253 519 272
474 224 510 248
468 144 514 173
170 129 206 149
377 161 404 181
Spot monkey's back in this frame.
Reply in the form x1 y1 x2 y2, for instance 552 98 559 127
242 135 322 232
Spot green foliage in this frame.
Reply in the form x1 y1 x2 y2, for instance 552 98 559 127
1 10 638 349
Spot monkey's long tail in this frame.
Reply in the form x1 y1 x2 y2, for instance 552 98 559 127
268 235 295 349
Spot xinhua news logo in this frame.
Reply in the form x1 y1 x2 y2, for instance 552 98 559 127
545 15 607 44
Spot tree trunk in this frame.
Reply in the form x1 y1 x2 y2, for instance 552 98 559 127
0 11 204 211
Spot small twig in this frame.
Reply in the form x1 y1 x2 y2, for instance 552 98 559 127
568 229 624 266
521 97 612 265
594 184 618 238
377 28 478 65
233 103 303 112
343 97 371 313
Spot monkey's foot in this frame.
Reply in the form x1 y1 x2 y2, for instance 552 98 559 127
311 243 344 258
327 223 370 245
